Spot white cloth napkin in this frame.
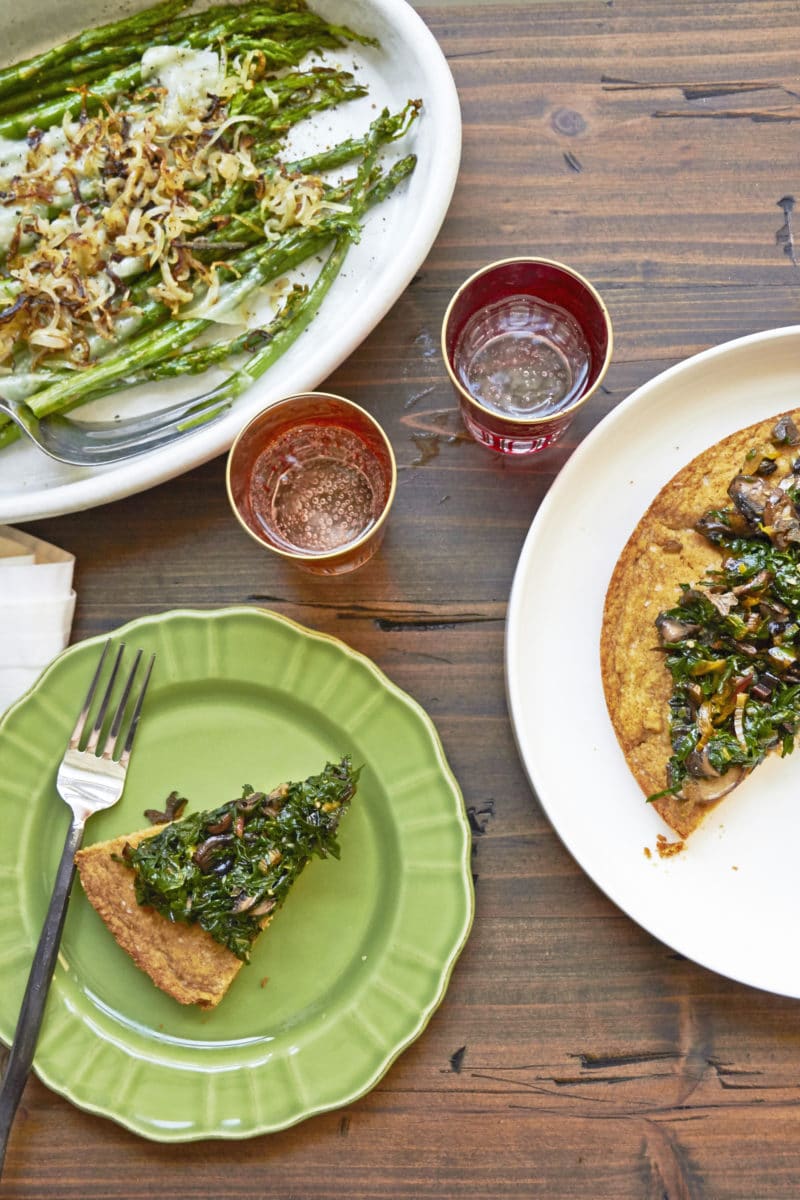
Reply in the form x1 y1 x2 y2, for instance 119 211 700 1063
0 526 76 713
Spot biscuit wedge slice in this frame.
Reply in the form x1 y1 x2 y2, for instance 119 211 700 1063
75 826 255 1009
74 758 358 1009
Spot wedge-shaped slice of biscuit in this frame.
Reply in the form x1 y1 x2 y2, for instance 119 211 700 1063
74 758 358 1008
75 826 249 1008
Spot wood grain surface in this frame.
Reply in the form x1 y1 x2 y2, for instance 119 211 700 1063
5 2 800 1197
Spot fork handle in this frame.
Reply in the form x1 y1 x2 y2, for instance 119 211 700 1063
0 816 84 1177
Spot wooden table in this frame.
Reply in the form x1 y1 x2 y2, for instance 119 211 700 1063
5 2 800 1196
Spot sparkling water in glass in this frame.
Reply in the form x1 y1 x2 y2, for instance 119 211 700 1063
454 294 591 419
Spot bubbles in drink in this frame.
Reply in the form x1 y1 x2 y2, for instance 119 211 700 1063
248 423 387 555
455 294 591 418
271 457 375 552
465 332 573 414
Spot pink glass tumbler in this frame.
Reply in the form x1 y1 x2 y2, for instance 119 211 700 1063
226 392 396 576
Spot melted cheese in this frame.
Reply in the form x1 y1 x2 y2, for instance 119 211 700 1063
141 46 226 132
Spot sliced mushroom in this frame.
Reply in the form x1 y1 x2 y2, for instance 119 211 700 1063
767 500 800 548
695 511 733 543
655 613 700 644
237 790 265 813
192 833 234 873
772 415 800 446
728 474 800 548
728 474 776 525
684 746 722 779
679 764 746 805
696 505 759 542
143 790 188 825
704 590 738 617
731 568 773 597
206 811 233 835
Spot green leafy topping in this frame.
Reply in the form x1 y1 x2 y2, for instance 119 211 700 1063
654 426 800 800
121 757 359 961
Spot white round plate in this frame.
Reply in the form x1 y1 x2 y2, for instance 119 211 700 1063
0 0 460 522
506 325 800 998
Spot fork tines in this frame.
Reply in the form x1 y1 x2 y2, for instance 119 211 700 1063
69 641 155 764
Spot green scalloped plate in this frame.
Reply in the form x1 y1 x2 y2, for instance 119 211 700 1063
0 607 473 1141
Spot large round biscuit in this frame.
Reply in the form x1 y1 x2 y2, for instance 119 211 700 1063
600 409 800 837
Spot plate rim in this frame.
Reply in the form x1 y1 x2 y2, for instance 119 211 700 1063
505 323 800 998
0 0 462 523
0 605 475 1140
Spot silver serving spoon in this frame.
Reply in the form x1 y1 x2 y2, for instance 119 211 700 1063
0 388 232 467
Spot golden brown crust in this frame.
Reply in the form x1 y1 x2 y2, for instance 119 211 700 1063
74 826 248 1008
601 408 800 838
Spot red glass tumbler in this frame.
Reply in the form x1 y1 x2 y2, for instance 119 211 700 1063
441 257 613 455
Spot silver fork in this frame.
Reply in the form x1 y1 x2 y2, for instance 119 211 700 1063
0 383 232 467
0 641 154 1175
